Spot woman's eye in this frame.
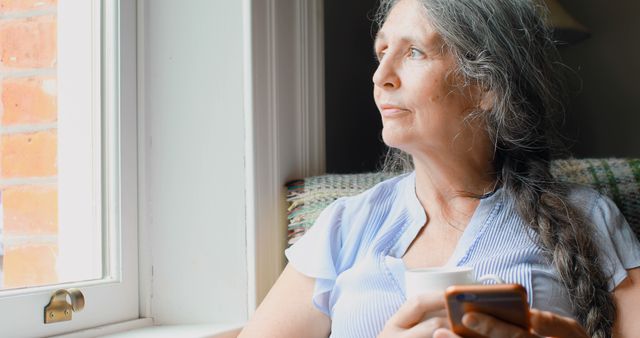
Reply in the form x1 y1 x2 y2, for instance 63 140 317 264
376 50 386 62
409 47 424 58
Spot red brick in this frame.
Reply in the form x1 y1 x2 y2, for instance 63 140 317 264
0 0 56 13
2 76 57 125
1 130 57 178
3 243 58 288
0 16 56 69
2 185 58 235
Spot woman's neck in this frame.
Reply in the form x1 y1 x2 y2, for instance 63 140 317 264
411 149 497 228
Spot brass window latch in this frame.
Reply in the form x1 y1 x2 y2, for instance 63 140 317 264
44 288 85 324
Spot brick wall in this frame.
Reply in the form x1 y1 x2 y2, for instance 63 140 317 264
0 0 58 289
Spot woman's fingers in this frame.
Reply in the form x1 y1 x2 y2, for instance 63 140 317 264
462 312 533 338
379 315 450 338
460 309 590 338
410 316 450 337
432 328 463 338
377 294 448 338
388 292 446 328
529 308 589 338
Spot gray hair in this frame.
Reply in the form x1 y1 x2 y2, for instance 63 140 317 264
374 1 615 337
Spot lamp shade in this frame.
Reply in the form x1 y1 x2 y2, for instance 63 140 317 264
543 0 590 44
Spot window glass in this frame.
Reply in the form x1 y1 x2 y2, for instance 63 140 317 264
0 0 102 290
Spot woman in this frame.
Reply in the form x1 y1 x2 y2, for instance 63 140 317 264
239 0 640 337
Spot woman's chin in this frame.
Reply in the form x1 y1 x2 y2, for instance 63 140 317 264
381 128 413 151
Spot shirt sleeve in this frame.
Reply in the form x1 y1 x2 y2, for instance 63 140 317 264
589 194 640 291
284 198 346 316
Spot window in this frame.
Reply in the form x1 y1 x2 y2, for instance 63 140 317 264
0 0 138 336
0 0 60 291
1 0 324 335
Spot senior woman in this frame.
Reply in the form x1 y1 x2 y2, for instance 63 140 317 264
239 0 640 337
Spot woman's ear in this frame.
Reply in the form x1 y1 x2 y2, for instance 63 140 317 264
478 88 496 111
466 82 495 112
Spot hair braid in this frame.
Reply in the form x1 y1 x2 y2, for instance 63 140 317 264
501 155 615 338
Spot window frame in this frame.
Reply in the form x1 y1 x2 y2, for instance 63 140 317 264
244 0 325 311
0 0 139 336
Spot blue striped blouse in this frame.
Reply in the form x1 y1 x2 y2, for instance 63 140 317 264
284 172 640 338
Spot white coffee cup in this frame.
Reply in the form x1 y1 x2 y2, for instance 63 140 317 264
405 266 504 299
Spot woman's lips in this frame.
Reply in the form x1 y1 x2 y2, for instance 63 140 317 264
379 104 410 117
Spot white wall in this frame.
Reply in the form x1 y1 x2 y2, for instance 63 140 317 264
141 0 247 324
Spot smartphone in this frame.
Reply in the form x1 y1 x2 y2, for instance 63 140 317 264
444 284 530 338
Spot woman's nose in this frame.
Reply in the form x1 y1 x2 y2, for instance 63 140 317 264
372 58 400 89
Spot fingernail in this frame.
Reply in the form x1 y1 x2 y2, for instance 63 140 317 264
463 314 478 328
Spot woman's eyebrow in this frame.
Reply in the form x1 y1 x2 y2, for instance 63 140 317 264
374 31 420 49
374 30 443 55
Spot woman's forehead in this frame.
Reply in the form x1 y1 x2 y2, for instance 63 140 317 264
375 1 444 50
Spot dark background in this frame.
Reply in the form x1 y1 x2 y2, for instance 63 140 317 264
324 0 384 173
324 0 640 173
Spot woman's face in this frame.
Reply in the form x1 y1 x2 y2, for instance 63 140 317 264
373 0 486 157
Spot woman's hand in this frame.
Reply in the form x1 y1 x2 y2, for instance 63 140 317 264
377 292 451 338
432 308 589 338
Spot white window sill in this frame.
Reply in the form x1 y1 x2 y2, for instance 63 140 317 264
51 319 244 338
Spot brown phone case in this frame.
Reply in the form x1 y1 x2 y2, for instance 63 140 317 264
444 284 530 338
